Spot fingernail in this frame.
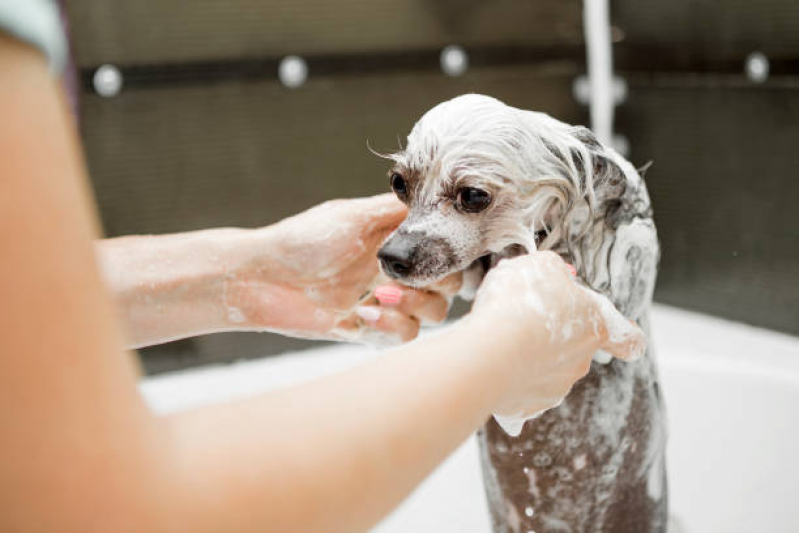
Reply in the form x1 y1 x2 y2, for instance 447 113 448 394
375 285 403 306
355 306 382 323
628 338 647 361
566 263 577 277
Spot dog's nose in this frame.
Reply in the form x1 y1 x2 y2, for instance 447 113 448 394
378 246 413 279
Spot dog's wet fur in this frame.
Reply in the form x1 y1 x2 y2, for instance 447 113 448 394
378 95 667 532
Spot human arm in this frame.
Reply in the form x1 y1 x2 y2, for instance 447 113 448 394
96 196 455 349
161 252 643 532
0 34 641 532
0 34 172 530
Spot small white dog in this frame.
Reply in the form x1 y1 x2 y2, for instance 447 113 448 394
378 94 667 532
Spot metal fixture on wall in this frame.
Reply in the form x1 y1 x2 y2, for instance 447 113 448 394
572 75 626 107
439 45 469 77
582 0 613 145
93 63 123 97
278 55 308 88
581 0 629 155
745 52 769 84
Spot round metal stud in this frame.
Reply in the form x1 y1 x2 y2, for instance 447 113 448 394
612 134 630 157
745 52 769 83
440 45 469 77
93 64 123 97
573 75 627 106
573 75 590 105
278 56 308 88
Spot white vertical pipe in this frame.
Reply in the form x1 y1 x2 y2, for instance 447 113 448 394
583 0 614 145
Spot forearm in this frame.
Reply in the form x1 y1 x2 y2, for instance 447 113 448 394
0 36 182 530
165 316 508 533
96 228 268 348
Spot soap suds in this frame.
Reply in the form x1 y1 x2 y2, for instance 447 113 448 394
227 306 247 324
593 349 613 364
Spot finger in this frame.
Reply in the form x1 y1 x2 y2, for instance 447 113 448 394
359 194 408 237
574 356 593 379
602 328 647 362
429 271 463 297
524 250 568 269
500 251 569 280
355 306 420 342
374 283 449 324
565 263 577 277
587 290 647 361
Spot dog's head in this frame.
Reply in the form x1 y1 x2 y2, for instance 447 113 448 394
377 94 630 288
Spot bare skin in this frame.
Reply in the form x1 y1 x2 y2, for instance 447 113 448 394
0 35 644 532
97 195 456 349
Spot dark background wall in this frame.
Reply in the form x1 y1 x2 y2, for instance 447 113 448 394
64 0 799 374
613 0 799 335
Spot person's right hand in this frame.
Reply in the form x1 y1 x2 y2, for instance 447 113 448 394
467 252 646 432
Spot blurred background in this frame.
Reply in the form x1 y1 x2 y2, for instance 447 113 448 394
61 0 799 374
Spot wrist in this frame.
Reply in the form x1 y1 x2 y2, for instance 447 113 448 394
203 226 276 330
99 227 266 347
215 225 308 332
457 306 553 410
447 313 519 411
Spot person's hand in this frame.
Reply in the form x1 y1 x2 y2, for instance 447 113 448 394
466 252 646 434
224 194 460 343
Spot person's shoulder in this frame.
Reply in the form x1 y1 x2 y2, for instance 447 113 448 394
0 0 67 73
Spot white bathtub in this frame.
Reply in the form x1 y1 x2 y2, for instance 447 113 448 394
141 305 799 532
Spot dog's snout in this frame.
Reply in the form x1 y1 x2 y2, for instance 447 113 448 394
378 239 415 279
379 253 412 278
378 230 459 284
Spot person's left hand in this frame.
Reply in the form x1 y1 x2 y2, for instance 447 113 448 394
224 194 460 343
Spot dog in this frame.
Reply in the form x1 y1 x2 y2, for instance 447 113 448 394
377 94 667 532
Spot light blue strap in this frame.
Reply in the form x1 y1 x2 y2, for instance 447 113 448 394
0 0 67 73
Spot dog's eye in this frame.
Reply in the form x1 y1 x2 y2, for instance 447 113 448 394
457 187 491 212
390 172 408 199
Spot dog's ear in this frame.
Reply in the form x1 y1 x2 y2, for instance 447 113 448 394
567 127 627 207
536 126 633 254
539 126 626 207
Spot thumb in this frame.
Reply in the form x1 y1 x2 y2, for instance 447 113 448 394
586 289 647 361
361 193 408 240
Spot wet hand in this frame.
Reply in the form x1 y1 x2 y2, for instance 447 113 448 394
467 252 646 432
223 194 458 342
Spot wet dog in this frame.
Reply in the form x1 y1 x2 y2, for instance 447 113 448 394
378 95 667 532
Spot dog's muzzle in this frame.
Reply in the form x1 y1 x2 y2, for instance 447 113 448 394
378 231 457 283
378 238 415 279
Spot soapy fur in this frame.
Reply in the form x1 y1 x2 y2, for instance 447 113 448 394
379 95 666 532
